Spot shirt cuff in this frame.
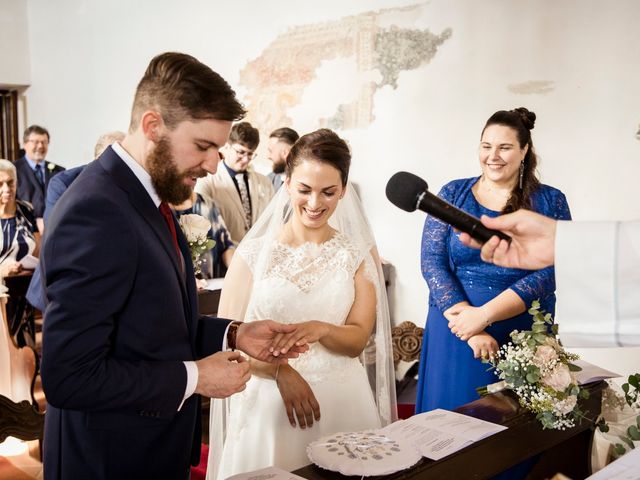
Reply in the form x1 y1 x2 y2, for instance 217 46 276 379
179 361 199 411
222 322 232 351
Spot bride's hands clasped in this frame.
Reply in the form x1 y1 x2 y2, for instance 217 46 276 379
275 365 321 429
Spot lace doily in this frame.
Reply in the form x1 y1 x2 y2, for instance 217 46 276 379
307 430 421 476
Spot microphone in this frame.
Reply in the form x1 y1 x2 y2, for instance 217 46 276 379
385 171 511 244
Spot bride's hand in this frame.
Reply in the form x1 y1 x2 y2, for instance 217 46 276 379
276 365 321 429
270 321 329 355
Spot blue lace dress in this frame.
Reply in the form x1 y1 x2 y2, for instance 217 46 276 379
415 177 572 412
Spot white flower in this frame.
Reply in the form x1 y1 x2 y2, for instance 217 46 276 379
553 395 577 416
532 345 558 368
542 364 572 392
178 214 210 242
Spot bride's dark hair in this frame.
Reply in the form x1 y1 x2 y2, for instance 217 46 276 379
285 128 351 187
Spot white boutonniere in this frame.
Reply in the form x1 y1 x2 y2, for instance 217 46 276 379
47 162 57 172
178 214 215 274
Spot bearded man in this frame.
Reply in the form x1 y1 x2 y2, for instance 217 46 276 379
40 52 304 480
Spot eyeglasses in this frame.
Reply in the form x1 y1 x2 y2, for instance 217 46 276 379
231 145 256 160
27 139 49 146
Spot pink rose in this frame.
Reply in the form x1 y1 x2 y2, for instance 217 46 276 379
542 364 572 392
532 345 558 368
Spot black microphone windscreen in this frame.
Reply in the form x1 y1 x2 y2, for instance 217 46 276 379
385 171 429 212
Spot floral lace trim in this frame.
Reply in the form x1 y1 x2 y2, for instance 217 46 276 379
239 232 365 293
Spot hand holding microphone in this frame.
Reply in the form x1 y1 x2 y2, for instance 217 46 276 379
385 171 511 244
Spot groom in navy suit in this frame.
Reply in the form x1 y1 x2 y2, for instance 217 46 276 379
40 52 302 479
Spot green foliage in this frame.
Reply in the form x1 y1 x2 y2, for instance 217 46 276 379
603 373 640 459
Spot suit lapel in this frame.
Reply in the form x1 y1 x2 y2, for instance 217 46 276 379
19 158 43 193
176 224 198 342
97 148 188 301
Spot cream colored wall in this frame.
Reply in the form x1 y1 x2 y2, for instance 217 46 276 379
14 0 640 374
0 0 30 87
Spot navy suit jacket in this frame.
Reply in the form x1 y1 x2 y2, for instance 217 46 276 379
40 147 230 479
26 166 85 311
14 156 65 218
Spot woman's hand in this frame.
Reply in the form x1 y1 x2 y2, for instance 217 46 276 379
447 304 490 341
1 261 22 277
276 365 321 429
270 321 330 355
443 301 470 323
467 332 499 359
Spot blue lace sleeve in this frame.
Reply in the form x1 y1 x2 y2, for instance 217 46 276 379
421 182 468 311
509 188 572 306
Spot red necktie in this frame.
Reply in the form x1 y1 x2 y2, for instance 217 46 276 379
159 202 181 259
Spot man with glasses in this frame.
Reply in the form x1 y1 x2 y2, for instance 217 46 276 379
15 125 65 232
196 121 274 243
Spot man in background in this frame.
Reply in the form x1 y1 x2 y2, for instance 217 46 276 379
14 125 65 232
196 121 274 243
267 127 299 191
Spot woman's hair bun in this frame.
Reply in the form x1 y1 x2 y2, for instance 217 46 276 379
512 107 536 130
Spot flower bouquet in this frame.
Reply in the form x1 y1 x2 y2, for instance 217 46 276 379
477 301 589 430
178 214 215 275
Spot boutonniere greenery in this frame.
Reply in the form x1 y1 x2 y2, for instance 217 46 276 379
178 213 215 275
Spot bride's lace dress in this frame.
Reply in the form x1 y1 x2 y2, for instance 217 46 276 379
213 232 381 478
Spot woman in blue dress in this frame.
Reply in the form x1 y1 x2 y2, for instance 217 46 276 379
415 108 572 413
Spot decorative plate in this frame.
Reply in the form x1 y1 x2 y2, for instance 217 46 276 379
307 430 421 476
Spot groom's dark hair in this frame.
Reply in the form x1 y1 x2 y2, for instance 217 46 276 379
286 129 351 187
129 52 245 131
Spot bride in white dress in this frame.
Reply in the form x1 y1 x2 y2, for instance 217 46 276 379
207 129 396 479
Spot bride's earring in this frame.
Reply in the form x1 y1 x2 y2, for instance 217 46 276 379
519 162 525 190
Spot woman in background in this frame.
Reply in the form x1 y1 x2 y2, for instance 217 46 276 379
416 108 571 412
0 159 39 277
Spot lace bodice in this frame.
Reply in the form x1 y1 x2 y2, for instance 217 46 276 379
238 232 370 382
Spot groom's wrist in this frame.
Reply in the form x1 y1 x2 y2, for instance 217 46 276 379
227 321 242 351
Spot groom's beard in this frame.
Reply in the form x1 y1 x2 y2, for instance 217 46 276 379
272 160 286 174
148 136 204 205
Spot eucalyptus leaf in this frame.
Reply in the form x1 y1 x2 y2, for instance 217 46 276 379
533 333 547 344
621 436 634 448
526 373 539 383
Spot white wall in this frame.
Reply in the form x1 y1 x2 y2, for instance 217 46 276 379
0 0 30 87
20 0 640 370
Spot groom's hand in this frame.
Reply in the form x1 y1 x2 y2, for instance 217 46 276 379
194 351 250 398
236 320 309 363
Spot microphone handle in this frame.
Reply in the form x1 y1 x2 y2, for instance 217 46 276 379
419 191 512 244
